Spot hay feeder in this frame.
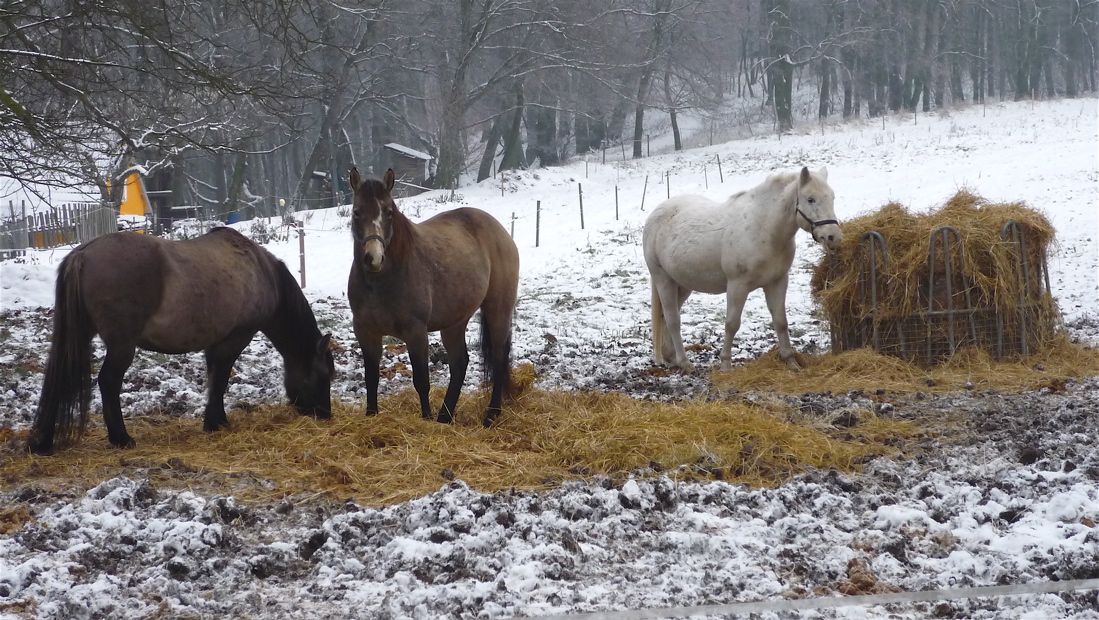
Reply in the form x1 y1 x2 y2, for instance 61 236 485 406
813 192 1059 367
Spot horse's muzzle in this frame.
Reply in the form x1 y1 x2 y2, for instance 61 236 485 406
814 225 844 250
362 238 385 272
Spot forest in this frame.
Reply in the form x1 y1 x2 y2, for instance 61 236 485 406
3 0 1096 221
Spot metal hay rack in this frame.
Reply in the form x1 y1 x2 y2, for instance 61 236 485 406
826 220 1057 367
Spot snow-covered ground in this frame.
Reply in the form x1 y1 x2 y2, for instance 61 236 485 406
0 97 1097 619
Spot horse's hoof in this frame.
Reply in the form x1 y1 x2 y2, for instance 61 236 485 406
482 409 501 428
365 409 378 417
436 415 453 425
109 437 137 450
677 361 696 373
203 421 229 432
26 439 55 456
782 357 803 371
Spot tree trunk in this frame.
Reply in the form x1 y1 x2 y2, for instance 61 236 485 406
476 114 504 183
526 88 559 166
435 103 466 190
664 69 681 151
632 68 655 158
499 83 525 172
765 0 794 132
225 147 248 220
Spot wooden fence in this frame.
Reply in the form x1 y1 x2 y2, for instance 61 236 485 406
1 201 118 258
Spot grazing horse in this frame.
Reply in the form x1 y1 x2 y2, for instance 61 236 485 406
28 227 334 455
643 166 843 372
347 168 519 427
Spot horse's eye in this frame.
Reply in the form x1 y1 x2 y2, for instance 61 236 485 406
808 197 816 204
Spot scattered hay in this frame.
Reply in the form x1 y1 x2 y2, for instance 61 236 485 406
1 367 911 507
715 337 1099 395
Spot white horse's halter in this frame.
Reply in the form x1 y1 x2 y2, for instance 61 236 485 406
795 193 838 233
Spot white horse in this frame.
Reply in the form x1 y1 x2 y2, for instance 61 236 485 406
643 166 842 372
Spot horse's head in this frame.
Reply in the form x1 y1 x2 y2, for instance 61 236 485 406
349 167 397 273
285 333 335 419
795 166 844 251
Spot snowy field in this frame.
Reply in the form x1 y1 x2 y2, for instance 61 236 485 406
0 97 1096 619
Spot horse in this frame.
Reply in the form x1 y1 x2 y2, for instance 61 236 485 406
643 166 843 372
28 227 335 455
347 168 519 427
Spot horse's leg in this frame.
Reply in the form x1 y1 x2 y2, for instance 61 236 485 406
97 343 137 449
436 321 470 424
653 274 694 372
763 274 801 370
202 335 252 432
666 287 692 362
719 283 751 371
481 306 513 428
356 330 382 416
404 330 434 420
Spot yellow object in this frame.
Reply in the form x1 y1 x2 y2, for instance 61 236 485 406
119 171 150 217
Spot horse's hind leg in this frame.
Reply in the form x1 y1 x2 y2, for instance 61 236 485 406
763 274 801 370
98 343 137 449
202 334 252 432
436 321 470 424
653 274 694 372
480 307 512 428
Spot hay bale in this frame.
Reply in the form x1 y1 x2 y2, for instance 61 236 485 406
811 191 1060 365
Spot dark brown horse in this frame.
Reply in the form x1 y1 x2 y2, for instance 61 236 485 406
28 227 334 455
348 168 519 426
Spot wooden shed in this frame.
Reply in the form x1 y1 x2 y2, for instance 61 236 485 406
383 143 433 197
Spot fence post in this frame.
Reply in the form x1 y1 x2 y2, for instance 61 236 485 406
297 220 306 288
716 154 724 183
510 211 515 238
535 201 540 248
640 175 648 211
578 183 585 230
615 186 619 221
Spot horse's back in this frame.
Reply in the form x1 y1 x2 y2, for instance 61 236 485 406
74 228 279 353
420 207 518 278
413 207 519 327
643 195 730 294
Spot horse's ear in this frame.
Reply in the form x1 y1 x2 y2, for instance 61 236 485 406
383 169 396 192
799 166 811 185
350 167 361 191
818 166 828 181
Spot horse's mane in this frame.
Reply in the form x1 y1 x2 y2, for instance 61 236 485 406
272 257 322 344
387 204 417 264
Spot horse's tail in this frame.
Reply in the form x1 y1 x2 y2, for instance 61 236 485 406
651 281 665 365
28 252 94 455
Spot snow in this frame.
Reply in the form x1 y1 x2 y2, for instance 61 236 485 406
0 97 1097 619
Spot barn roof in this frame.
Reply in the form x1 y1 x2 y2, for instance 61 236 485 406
384 143 432 161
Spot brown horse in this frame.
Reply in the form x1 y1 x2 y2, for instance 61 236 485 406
28 227 334 455
347 168 519 426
